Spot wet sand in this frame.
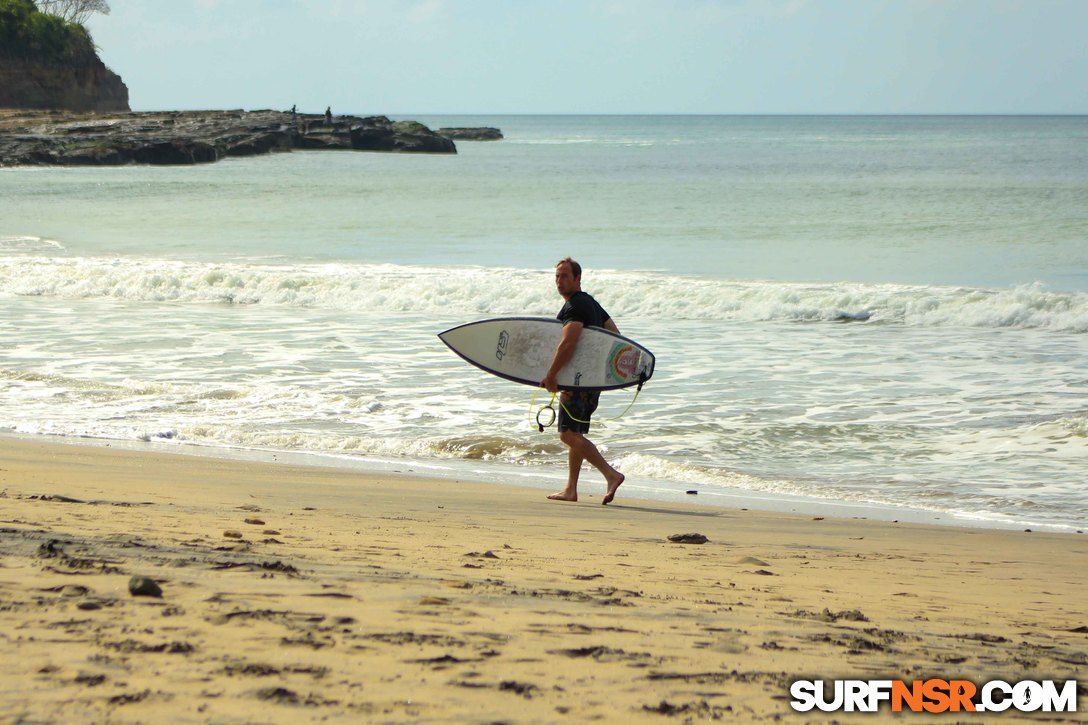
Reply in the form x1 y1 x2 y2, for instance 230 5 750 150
0 436 1085 723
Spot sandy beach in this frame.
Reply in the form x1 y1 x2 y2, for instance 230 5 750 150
0 436 1084 723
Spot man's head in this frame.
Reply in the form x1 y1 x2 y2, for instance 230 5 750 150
555 257 582 299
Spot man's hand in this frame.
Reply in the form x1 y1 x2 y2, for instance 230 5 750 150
541 373 559 393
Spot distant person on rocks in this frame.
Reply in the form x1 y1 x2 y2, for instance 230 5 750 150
541 257 626 505
325 107 332 126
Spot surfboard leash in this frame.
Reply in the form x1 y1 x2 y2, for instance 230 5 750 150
530 374 646 432
532 390 557 432
605 372 647 424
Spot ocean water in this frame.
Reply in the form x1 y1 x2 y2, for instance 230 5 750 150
2 115 1086 530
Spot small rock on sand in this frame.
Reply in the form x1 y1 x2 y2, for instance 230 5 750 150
668 533 708 545
128 576 163 598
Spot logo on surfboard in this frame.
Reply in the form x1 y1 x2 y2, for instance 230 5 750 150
607 343 640 383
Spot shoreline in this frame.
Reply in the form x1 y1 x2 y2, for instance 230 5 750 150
0 435 1085 722
2 431 1081 534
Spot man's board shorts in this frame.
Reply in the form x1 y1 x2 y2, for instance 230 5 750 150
558 390 600 434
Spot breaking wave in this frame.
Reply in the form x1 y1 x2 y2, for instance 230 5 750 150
2 256 1086 331
0 235 65 254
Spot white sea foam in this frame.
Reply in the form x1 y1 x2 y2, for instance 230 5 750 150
612 452 790 493
0 236 64 253
2 257 1087 331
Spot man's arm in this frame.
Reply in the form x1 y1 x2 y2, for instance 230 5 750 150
541 321 583 393
604 318 619 334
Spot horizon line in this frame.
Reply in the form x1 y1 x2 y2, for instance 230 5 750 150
129 107 1088 118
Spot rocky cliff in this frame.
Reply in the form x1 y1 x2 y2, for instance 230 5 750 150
0 109 457 165
0 57 129 112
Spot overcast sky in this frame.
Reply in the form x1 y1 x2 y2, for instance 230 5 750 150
86 0 1087 115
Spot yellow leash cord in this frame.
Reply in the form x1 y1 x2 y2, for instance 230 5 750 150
530 388 558 431
530 385 643 432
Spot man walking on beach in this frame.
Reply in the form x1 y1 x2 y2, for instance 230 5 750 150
541 258 626 505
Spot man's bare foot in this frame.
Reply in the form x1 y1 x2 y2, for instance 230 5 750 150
602 473 625 505
547 491 577 502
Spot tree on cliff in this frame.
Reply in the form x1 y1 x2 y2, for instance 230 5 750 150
0 0 96 64
36 0 108 25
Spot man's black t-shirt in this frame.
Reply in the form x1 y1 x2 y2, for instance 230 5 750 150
557 291 610 329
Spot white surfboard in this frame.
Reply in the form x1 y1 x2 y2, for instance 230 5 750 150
438 317 655 391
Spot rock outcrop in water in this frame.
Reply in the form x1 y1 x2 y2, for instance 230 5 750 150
0 109 457 166
436 127 503 141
